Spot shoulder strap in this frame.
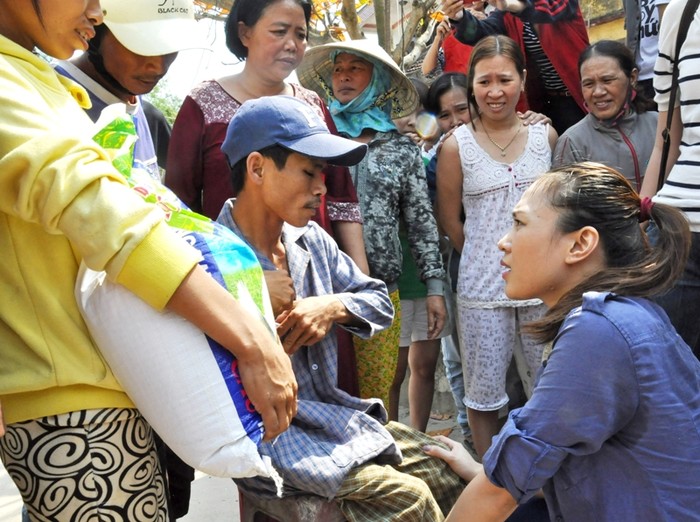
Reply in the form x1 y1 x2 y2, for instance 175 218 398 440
658 0 700 191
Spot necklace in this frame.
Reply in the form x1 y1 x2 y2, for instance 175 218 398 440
481 121 522 157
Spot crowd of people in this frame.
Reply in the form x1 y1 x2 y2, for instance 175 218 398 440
1 0 700 521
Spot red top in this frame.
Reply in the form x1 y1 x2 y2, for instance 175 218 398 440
442 31 473 74
165 81 361 233
502 9 588 113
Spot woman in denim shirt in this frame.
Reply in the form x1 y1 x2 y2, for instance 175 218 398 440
426 162 700 521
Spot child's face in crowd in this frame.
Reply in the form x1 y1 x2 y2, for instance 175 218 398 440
580 55 636 122
100 31 178 95
437 87 471 132
331 53 373 104
239 0 308 83
259 152 327 228
1 0 103 59
394 109 440 145
498 186 572 308
472 54 524 121
393 110 419 138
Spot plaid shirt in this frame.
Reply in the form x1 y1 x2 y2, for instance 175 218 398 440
217 200 399 499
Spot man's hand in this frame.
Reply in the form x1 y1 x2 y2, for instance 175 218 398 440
276 295 351 354
442 0 465 19
167 264 298 441
426 294 447 339
235 338 298 441
0 401 5 438
264 270 296 316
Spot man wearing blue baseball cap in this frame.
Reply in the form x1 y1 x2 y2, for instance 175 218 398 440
218 95 466 521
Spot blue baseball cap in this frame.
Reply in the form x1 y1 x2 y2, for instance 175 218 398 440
221 95 367 168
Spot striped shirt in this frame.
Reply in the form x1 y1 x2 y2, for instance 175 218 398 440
522 22 568 92
653 0 700 231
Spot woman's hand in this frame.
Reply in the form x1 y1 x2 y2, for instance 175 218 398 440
424 435 483 481
426 295 448 339
518 110 552 126
436 19 451 42
494 0 527 12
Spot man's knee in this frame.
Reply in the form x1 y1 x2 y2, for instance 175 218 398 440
397 472 439 508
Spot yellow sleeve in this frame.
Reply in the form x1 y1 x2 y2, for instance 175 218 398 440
0 46 199 308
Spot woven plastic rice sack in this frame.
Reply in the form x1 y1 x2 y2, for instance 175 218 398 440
75 105 279 481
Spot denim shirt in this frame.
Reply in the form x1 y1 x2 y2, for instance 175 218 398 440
484 292 700 521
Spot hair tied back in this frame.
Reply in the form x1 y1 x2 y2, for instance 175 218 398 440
639 196 654 223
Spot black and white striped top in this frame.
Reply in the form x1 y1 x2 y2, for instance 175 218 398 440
654 0 700 231
522 21 568 92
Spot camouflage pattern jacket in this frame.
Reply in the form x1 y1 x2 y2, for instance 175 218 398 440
349 131 446 294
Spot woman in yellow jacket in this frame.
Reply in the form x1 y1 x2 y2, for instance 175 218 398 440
0 1 297 520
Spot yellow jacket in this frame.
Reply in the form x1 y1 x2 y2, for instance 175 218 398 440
0 36 200 424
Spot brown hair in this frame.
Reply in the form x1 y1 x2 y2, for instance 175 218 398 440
466 35 526 126
525 162 691 342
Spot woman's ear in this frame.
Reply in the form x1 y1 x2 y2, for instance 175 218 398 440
565 226 600 266
238 21 251 47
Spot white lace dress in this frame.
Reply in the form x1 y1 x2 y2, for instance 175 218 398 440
452 122 552 409
454 122 552 309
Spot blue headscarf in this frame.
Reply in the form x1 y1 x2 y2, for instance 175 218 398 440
328 51 397 138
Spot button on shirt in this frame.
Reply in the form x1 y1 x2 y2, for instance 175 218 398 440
217 200 398 499
484 292 700 521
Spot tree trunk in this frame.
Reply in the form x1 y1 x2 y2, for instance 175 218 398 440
399 9 439 70
373 0 392 52
393 0 438 66
340 0 364 39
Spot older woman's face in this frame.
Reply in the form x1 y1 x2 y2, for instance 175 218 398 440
239 0 307 82
331 53 373 104
580 55 636 121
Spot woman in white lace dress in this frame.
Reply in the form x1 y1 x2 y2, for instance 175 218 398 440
436 35 558 458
